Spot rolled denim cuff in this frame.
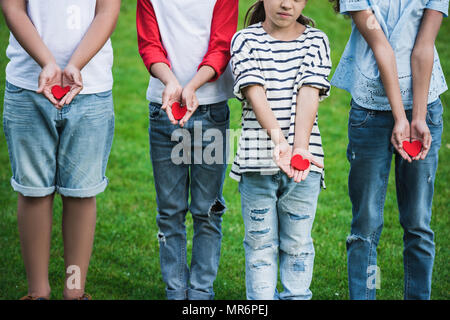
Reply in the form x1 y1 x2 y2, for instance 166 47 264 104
11 178 55 197
56 178 109 198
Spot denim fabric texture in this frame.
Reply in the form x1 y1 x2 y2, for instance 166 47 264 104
346 98 443 299
3 81 115 198
239 170 322 300
148 100 229 300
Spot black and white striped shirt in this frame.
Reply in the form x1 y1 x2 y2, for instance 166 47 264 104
229 22 331 184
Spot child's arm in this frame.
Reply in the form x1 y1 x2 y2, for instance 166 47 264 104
137 0 180 125
351 10 412 162
410 9 444 160
178 0 238 127
0 0 61 106
59 0 121 106
242 85 294 178
292 87 324 182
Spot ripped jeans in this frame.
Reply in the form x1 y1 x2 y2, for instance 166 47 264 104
149 101 229 300
239 171 322 300
346 99 443 300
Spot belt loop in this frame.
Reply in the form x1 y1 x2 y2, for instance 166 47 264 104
200 105 208 112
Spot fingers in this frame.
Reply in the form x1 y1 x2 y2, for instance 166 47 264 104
165 105 179 125
293 169 302 183
161 97 179 125
391 135 412 163
179 110 193 128
309 156 324 169
418 135 432 161
281 164 293 178
179 98 198 127
59 86 82 106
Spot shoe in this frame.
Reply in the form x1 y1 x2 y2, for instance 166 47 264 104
20 295 48 300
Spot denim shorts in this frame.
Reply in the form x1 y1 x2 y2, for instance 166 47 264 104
2 81 115 197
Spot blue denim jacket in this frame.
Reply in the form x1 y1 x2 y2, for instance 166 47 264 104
331 0 448 110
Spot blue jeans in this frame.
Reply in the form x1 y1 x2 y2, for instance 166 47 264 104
239 171 322 300
3 81 114 197
148 101 229 300
346 99 443 300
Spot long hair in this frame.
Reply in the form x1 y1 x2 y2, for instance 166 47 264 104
244 1 315 27
328 0 340 13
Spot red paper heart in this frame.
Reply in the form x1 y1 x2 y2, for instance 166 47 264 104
402 140 422 157
291 154 310 171
51 85 71 100
171 102 186 120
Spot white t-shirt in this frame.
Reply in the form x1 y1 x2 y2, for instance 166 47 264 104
147 0 234 105
5 0 113 94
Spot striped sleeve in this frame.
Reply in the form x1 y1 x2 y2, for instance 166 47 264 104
297 32 331 101
230 32 265 101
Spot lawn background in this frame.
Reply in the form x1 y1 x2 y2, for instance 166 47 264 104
0 0 448 300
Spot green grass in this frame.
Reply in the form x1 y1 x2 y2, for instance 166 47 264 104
0 0 448 300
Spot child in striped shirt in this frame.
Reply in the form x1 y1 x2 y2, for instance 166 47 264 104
230 0 331 300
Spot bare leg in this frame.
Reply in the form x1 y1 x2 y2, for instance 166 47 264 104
17 193 54 299
61 196 97 300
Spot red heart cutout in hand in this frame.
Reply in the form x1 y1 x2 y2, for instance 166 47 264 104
171 102 186 120
51 85 71 100
402 140 422 157
291 154 310 171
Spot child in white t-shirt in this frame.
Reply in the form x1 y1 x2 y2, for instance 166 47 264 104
1 0 120 300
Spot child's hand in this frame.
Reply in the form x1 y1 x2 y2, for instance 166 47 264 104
391 118 412 162
410 119 432 160
161 81 182 125
273 141 294 178
291 148 324 183
36 62 62 108
59 64 83 107
178 84 199 127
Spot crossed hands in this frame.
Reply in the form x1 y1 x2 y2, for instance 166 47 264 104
391 118 431 162
160 80 199 127
36 62 83 109
273 141 324 183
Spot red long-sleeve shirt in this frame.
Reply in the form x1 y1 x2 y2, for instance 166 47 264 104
136 0 238 82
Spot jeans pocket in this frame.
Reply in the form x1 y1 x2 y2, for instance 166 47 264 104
5 81 24 94
349 107 370 127
208 103 230 124
426 99 443 127
149 103 161 120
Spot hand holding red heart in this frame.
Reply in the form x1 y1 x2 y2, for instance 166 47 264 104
273 141 294 178
409 119 432 160
178 84 199 127
161 80 183 125
57 63 83 107
391 118 412 162
290 147 324 183
36 62 63 108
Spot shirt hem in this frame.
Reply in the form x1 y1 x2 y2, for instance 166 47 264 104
147 93 234 105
